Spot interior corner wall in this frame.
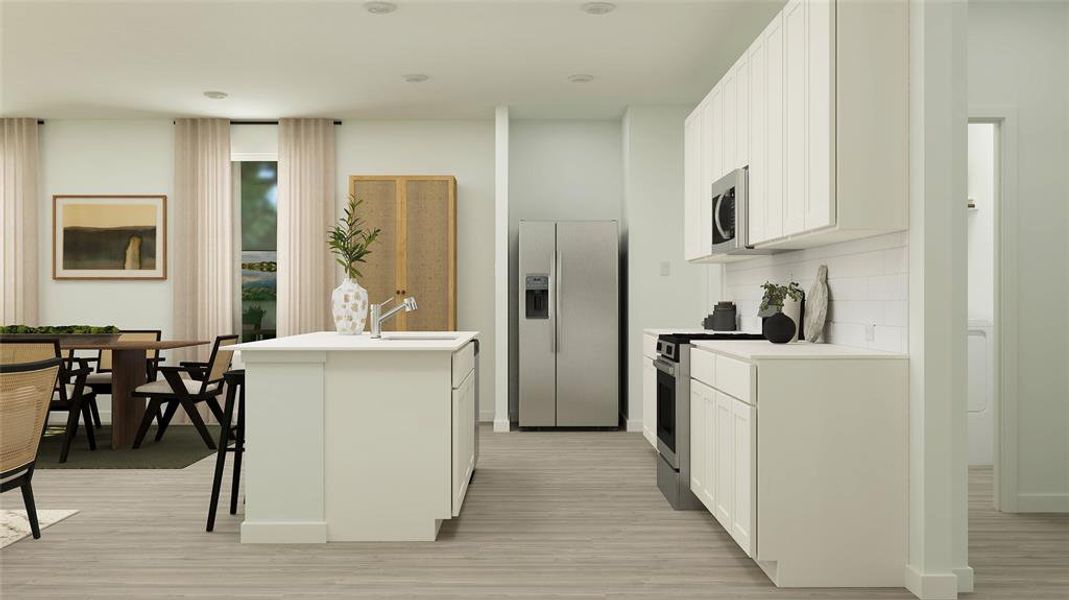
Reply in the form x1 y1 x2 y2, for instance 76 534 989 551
622 106 708 430
507 119 624 422
334 120 496 421
968 0 1069 510
38 119 176 423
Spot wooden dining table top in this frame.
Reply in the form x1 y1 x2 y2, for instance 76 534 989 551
58 339 210 351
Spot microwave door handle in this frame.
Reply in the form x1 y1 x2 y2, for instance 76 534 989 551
713 196 730 240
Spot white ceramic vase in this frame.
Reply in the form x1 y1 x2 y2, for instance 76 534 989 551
331 278 369 335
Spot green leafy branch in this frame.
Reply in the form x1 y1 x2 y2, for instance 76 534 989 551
759 281 803 314
328 195 381 280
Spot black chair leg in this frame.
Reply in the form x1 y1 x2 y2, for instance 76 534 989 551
207 384 237 531
230 386 245 515
155 400 180 441
81 401 97 451
21 478 40 539
88 396 102 428
58 406 81 463
181 399 217 450
132 399 161 449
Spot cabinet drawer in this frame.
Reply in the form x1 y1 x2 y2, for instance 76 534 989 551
691 348 716 387
642 333 659 360
715 354 753 405
452 342 475 389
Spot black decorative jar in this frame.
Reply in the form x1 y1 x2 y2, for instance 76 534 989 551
762 311 796 344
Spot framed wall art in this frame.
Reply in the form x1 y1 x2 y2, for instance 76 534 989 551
52 195 167 280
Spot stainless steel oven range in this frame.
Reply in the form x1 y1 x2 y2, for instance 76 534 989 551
655 331 763 509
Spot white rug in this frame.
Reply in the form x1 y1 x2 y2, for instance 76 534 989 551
0 509 78 548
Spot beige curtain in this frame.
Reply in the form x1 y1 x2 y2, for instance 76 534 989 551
173 119 233 363
276 118 336 336
0 119 40 326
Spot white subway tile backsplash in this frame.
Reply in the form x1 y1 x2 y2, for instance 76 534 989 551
722 231 909 353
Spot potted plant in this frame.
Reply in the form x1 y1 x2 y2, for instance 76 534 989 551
758 281 804 344
327 195 381 334
0 324 121 345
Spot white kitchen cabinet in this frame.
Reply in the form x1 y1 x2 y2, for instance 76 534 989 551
451 367 476 516
642 358 657 447
689 341 908 588
684 0 907 258
683 109 704 261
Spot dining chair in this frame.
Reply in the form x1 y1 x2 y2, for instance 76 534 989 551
131 334 239 450
0 358 62 539
85 329 164 428
0 339 97 463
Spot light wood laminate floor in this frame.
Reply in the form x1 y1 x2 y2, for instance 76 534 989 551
2 426 1066 599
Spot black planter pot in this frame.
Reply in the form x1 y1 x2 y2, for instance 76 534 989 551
762 312 796 344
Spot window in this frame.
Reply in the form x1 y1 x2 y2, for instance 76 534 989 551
236 161 278 342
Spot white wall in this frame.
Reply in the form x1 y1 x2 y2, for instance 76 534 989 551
507 119 623 422
969 0 1069 511
334 120 496 421
622 106 709 429
966 123 995 323
722 232 909 353
38 119 176 420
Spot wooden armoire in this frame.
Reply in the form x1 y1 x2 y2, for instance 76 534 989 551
348 175 457 332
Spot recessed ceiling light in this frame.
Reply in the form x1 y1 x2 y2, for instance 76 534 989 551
581 2 616 15
364 1 397 14
402 74 429 83
567 74 595 84
203 90 228 99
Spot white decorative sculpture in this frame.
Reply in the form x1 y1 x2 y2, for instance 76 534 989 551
804 265 830 343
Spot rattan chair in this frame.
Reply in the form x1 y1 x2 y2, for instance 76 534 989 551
0 358 62 539
0 339 97 463
131 335 239 450
84 329 165 428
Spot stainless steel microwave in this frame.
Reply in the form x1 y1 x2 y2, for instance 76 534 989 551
709 167 776 256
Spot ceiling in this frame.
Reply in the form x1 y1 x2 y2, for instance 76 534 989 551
0 0 783 120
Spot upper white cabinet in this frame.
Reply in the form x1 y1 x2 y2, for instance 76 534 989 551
685 0 908 259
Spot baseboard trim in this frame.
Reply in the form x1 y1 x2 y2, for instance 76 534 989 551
241 521 327 544
479 409 495 423
625 419 643 433
904 564 959 600
953 567 974 593
493 419 511 432
1015 492 1069 512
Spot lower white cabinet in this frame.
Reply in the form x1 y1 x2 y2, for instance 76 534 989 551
688 343 907 588
642 358 657 447
451 366 476 516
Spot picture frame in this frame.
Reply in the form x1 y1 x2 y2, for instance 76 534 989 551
52 195 168 280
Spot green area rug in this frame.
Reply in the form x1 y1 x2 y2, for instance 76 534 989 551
36 424 220 469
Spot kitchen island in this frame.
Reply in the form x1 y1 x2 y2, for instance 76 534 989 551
233 330 479 543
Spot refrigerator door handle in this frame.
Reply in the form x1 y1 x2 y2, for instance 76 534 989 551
555 249 562 352
549 249 557 353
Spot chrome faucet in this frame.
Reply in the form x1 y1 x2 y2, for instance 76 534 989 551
370 296 418 338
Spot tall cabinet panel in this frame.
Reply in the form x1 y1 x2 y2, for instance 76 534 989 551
783 0 808 236
683 111 704 261
747 36 767 245
349 176 457 332
765 14 786 242
806 0 834 231
555 221 619 427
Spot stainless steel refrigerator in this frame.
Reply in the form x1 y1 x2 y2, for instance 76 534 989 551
518 220 619 427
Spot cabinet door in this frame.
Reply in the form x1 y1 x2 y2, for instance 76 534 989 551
683 109 703 261
704 389 717 509
722 69 736 176
699 92 718 258
643 359 658 447
452 370 475 516
735 53 750 171
731 398 756 557
689 383 705 499
747 38 767 245
765 14 785 241
783 0 808 236
349 177 401 330
404 178 457 331
806 0 834 231
714 391 734 529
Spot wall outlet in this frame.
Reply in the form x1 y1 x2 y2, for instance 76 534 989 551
660 261 671 277
865 323 876 342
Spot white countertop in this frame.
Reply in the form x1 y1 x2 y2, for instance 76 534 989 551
692 340 906 361
232 330 479 352
642 327 745 336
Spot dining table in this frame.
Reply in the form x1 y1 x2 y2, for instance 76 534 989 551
59 339 209 449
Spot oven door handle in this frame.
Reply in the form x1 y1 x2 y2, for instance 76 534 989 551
653 357 677 376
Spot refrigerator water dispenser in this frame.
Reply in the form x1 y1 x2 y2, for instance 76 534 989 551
524 274 550 319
